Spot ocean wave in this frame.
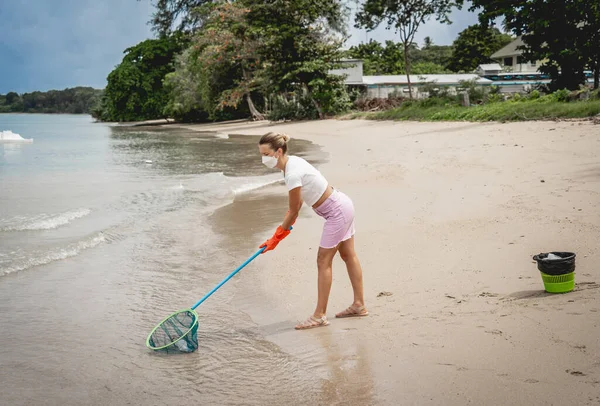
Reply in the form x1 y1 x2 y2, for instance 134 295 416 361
0 233 106 276
179 172 282 196
0 130 33 143
0 208 92 231
232 178 283 195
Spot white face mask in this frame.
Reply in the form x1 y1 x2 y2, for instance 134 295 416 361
262 154 278 169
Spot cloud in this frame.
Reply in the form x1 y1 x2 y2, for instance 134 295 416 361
0 0 155 93
0 1 482 94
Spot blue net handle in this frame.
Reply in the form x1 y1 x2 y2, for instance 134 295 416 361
191 247 263 309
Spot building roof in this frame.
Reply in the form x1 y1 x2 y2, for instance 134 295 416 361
362 74 493 86
491 36 524 59
477 63 502 71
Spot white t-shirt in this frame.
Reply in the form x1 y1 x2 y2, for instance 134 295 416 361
283 156 328 207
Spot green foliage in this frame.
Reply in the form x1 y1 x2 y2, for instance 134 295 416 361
469 0 600 90
160 0 350 121
0 87 103 114
412 62 449 74
551 89 571 103
446 24 514 72
346 40 403 75
486 93 503 103
267 91 319 121
528 90 541 100
162 49 208 122
97 33 188 122
457 79 486 104
354 98 600 122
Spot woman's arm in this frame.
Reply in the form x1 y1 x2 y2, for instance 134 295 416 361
281 186 302 230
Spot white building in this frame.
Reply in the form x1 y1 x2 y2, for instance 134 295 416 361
362 74 492 99
475 63 503 76
490 36 541 73
329 61 492 99
328 59 365 85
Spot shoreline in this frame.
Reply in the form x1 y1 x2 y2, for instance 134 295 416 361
187 118 600 404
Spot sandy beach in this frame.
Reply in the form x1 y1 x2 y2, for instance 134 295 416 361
177 118 600 405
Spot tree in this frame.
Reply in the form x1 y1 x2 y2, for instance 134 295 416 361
191 2 266 120
100 34 188 122
356 0 460 98
423 36 433 49
447 24 513 72
242 0 351 118
469 0 597 90
1 88 102 114
579 1 600 89
412 61 449 74
5 92 19 105
139 0 209 36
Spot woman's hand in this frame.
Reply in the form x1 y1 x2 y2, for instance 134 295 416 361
259 226 291 253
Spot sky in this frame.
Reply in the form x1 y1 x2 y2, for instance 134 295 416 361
0 1 479 94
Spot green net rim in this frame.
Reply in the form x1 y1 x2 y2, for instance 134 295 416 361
146 308 199 351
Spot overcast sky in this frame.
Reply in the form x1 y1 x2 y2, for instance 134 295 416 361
0 1 480 93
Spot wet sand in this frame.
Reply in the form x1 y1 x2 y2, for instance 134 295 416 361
187 118 600 405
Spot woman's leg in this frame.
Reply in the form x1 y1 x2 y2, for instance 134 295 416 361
314 246 338 317
336 236 368 317
295 245 337 329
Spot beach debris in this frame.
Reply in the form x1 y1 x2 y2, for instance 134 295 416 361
540 179 545 183
479 292 498 298
485 329 503 336
377 291 393 297
444 294 456 299
144 160 153 164
566 369 586 376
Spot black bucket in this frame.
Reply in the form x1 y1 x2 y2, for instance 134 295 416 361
532 252 576 276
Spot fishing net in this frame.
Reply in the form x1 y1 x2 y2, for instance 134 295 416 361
146 309 199 353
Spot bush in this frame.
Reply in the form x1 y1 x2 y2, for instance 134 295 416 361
266 92 319 121
351 98 600 122
489 85 501 95
552 89 571 102
486 93 504 103
457 79 486 104
528 90 541 100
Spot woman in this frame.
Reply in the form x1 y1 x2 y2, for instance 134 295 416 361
258 132 368 330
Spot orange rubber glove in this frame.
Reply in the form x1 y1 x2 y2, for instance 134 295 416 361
259 225 291 254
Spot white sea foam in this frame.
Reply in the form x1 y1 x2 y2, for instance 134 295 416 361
0 208 91 231
1 233 106 276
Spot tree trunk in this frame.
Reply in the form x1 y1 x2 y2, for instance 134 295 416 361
595 58 600 90
303 84 324 119
246 93 264 121
403 42 413 99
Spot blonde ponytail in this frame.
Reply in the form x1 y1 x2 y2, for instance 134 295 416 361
259 132 290 154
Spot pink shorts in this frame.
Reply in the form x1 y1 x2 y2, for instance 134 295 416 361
313 189 355 249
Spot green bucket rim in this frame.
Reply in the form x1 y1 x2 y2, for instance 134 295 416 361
146 308 199 351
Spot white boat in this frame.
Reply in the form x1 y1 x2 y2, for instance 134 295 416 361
0 130 33 143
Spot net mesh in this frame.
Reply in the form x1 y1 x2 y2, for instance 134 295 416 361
147 309 199 353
